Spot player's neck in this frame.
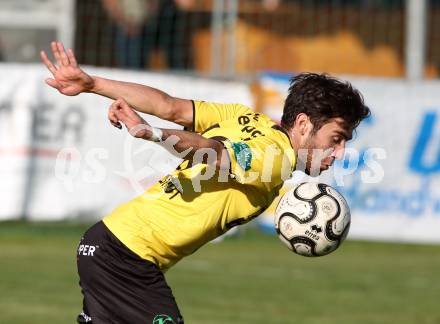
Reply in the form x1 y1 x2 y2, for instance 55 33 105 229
282 126 299 152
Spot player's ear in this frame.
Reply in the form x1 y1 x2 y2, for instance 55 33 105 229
295 113 312 136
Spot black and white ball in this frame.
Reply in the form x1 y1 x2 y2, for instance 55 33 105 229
274 182 350 257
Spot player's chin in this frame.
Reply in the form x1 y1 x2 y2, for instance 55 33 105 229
304 166 328 176
305 165 330 177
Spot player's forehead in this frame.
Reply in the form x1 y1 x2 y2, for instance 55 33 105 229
318 118 353 140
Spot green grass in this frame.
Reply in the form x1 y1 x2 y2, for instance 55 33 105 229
1 222 440 324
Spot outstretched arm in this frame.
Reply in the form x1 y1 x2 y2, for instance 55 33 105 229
40 41 193 128
108 98 227 168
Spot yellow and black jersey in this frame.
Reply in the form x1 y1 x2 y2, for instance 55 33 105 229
103 101 296 270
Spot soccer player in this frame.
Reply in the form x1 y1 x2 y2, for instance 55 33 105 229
41 41 370 324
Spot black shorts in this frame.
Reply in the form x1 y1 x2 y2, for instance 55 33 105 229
76 221 183 324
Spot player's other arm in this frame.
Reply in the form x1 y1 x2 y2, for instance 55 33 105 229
92 77 193 128
109 99 227 168
40 41 193 129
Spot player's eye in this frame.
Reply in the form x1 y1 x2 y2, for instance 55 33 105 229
332 136 342 144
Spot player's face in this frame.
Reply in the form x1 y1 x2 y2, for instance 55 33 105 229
302 118 352 175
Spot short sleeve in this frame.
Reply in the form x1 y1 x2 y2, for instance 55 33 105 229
193 101 253 133
222 136 295 190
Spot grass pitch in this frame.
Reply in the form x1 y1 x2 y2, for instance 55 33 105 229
1 222 439 324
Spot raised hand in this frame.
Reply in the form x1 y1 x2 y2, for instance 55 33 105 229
108 99 152 139
40 41 94 96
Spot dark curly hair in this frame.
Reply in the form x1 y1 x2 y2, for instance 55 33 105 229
281 73 370 132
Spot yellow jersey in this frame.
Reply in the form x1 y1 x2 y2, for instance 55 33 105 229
103 101 296 270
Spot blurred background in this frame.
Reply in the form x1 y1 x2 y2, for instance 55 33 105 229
4 0 440 78
2 0 440 78
1 1 440 323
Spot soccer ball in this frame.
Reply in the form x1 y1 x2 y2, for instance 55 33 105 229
274 182 350 257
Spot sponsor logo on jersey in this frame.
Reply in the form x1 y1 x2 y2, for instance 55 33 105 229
231 142 252 171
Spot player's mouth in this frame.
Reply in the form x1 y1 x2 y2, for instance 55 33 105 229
321 157 335 170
